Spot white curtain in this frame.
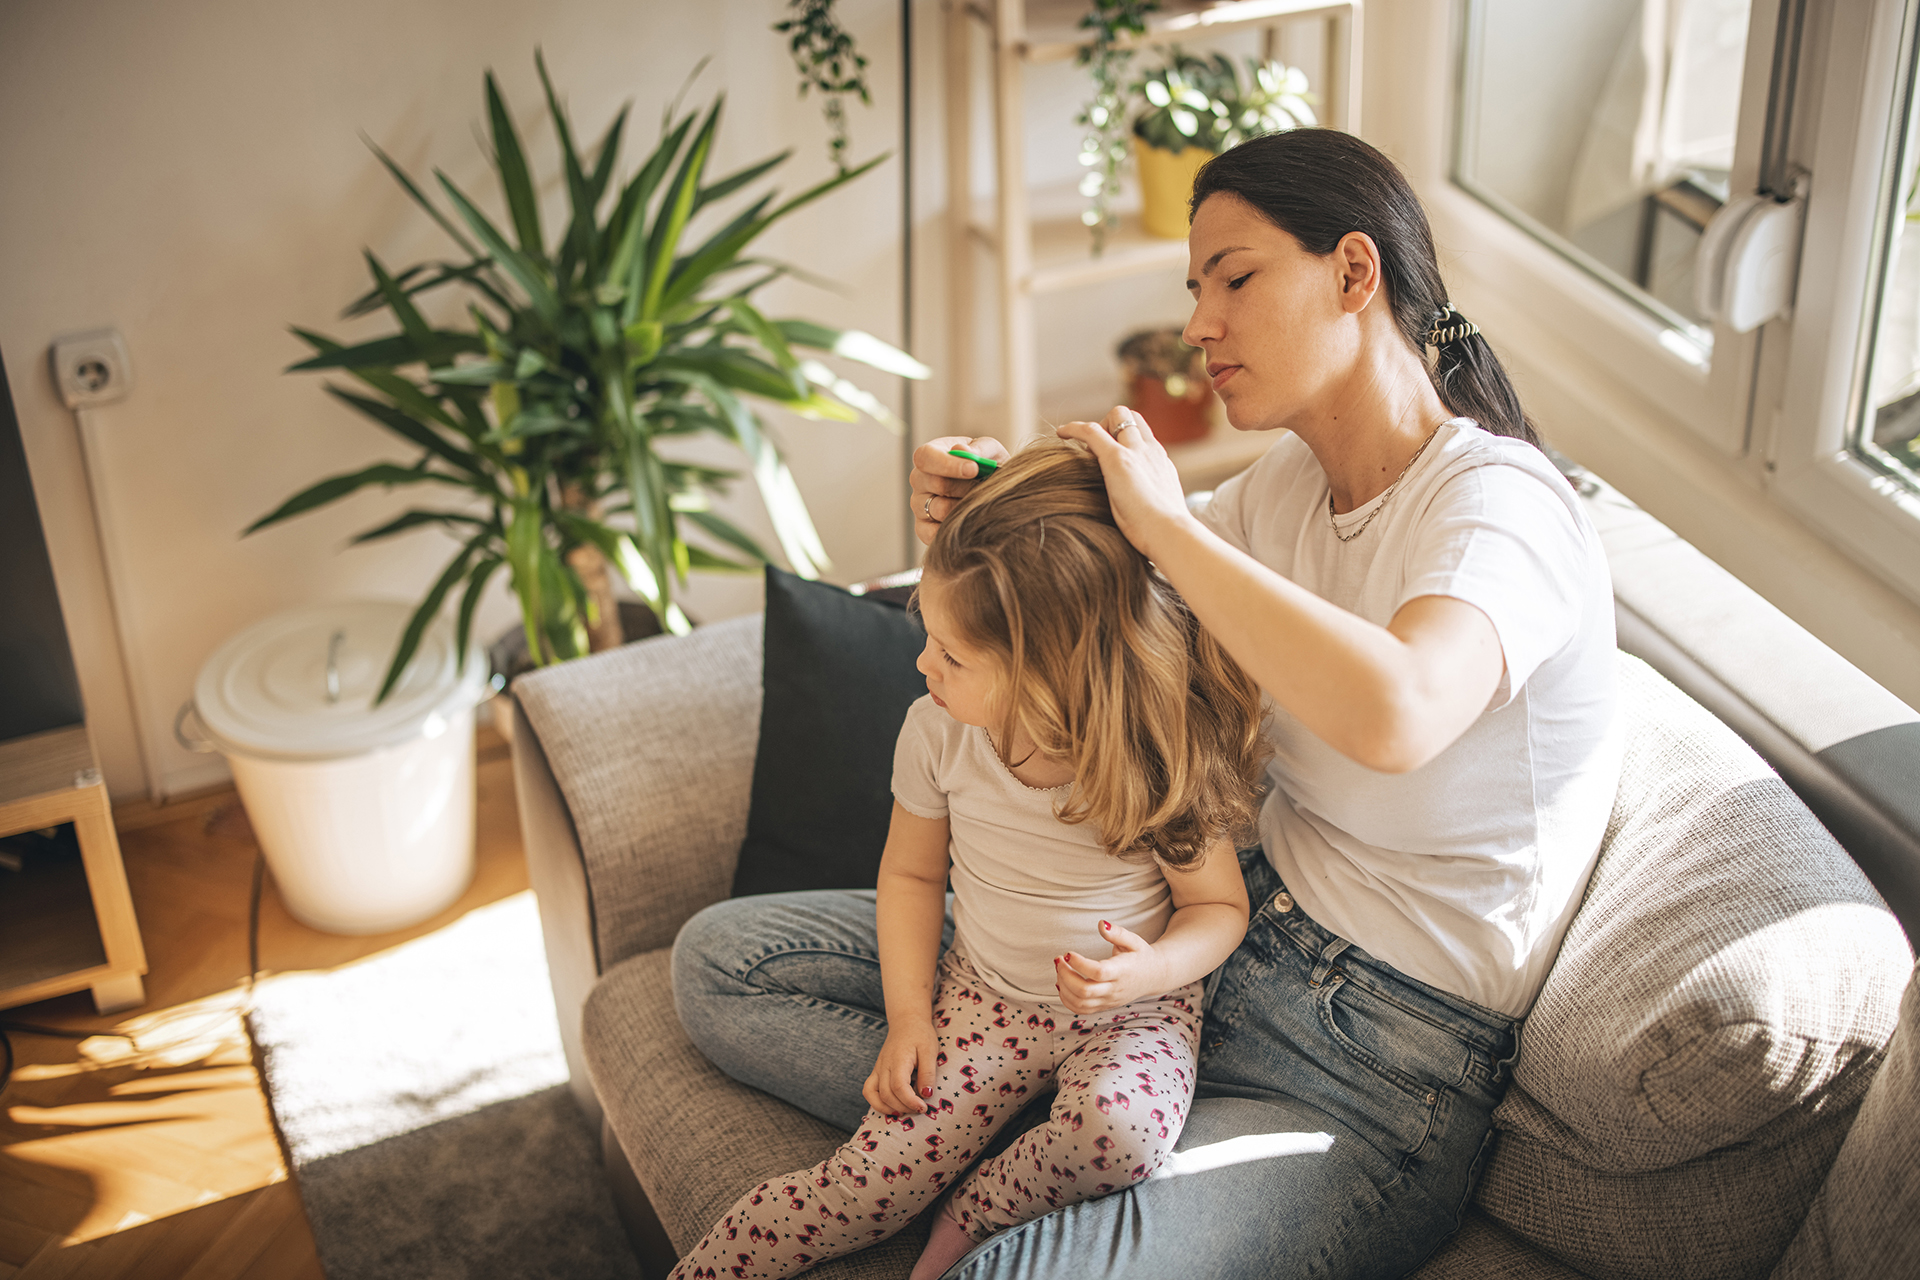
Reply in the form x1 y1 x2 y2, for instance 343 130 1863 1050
1564 0 1751 233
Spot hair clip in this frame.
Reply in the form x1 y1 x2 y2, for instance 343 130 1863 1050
1426 305 1480 348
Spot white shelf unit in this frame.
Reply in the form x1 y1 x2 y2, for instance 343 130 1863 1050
943 0 1362 487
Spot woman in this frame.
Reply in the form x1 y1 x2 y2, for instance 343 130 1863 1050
676 129 1620 1278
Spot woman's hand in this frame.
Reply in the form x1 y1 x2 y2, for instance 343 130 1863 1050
1055 921 1173 1015
863 1018 940 1115
910 436 1010 546
1056 407 1194 559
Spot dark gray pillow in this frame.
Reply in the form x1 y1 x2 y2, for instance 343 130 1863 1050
731 567 927 898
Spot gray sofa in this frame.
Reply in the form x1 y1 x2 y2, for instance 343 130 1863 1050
511 524 1920 1279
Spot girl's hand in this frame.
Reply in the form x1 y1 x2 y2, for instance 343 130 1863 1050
1056 921 1173 1015
863 1020 940 1116
910 436 1010 546
1056 408 1194 560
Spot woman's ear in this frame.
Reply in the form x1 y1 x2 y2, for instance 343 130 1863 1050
1334 231 1383 315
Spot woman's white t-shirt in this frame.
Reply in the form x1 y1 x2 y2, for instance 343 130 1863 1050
1199 419 1621 1017
892 694 1176 1007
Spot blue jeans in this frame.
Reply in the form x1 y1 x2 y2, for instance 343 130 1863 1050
672 851 1518 1279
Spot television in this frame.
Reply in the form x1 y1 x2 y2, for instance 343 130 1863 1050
0 349 87 741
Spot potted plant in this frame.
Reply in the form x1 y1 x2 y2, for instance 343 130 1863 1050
1132 51 1316 238
247 53 925 702
1116 327 1211 443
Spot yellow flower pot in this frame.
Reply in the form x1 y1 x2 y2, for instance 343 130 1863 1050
1135 137 1214 239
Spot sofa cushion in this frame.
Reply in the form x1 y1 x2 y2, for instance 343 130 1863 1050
1769 962 1920 1280
1410 1210 1590 1279
733 567 928 899
583 948 925 1279
1475 655 1913 1280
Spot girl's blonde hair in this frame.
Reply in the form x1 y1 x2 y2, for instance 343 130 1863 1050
923 438 1267 867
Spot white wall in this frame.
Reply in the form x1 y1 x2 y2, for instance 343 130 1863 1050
1 0 952 800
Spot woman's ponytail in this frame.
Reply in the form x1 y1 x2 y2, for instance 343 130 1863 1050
1191 130 1541 448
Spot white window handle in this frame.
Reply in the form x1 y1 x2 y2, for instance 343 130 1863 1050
1695 191 1807 334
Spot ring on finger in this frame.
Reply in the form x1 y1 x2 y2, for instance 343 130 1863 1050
922 494 934 520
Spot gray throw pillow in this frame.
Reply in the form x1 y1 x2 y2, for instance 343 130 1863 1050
1475 655 1913 1280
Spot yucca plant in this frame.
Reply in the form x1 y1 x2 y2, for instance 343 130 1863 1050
248 53 926 701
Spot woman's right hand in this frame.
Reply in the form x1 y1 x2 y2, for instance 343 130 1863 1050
863 1019 940 1115
910 436 1010 546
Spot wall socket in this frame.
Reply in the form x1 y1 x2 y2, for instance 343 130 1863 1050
50 328 134 409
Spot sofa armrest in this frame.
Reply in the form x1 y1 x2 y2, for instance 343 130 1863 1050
513 613 764 971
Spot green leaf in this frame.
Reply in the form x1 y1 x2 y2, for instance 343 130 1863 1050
684 509 772 563
287 330 486 372
425 360 510 386
684 545 758 573
364 250 435 351
776 320 930 379
292 330 470 436
536 49 598 282
587 103 630 210
245 463 481 535
348 508 488 545
324 386 490 478
638 97 722 323
455 555 503 673
342 260 509 320
726 298 797 373
363 135 481 258
486 71 544 259
653 153 883 320
504 495 551 665
436 171 562 324
654 347 805 402
692 148 791 215
605 113 694 290
377 530 488 702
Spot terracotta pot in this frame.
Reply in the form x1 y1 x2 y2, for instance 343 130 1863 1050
1135 137 1213 240
1127 371 1213 444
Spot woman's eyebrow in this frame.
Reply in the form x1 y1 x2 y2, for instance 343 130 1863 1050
1187 246 1252 290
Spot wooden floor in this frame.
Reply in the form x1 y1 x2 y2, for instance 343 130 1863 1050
0 727 527 1279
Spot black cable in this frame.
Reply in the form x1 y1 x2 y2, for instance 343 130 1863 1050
248 848 265 1000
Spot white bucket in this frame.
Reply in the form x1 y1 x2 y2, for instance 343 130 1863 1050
182 602 493 935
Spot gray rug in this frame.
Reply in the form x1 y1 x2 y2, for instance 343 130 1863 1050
249 893 642 1280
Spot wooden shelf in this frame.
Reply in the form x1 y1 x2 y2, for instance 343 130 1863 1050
1017 0 1358 64
0 723 148 1013
946 0 1361 445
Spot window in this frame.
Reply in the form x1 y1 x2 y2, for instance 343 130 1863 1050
1454 0 1754 363
1769 0 1920 604
1855 8 1920 490
1415 0 1920 616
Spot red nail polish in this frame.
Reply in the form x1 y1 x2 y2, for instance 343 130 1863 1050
921 1087 933 1098
1101 921 1111 930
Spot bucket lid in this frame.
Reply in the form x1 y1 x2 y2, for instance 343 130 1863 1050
194 601 491 762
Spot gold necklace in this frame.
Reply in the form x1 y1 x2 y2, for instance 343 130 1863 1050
1327 422 1446 543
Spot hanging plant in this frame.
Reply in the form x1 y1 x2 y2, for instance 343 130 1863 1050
776 0 872 173
1075 0 1159 255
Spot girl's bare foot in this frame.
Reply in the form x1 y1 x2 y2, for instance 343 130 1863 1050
909 1210 976 1280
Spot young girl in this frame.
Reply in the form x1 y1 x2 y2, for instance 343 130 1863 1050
670 439 1267 1280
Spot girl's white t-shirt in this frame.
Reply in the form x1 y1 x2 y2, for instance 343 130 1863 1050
1199 419 1621 1017
892 694 1175 1007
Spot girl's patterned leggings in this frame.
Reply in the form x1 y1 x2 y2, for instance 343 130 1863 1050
670 951 1202 1280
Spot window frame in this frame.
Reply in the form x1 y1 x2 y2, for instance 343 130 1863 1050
1765 0 1920 604
1436 0 1782 460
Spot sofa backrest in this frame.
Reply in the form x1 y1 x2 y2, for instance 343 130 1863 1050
1472 654 1913 1280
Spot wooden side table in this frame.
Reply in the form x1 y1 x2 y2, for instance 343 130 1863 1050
0 724 147 1014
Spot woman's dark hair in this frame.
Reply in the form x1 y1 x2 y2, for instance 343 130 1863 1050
1190 129 1540 447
